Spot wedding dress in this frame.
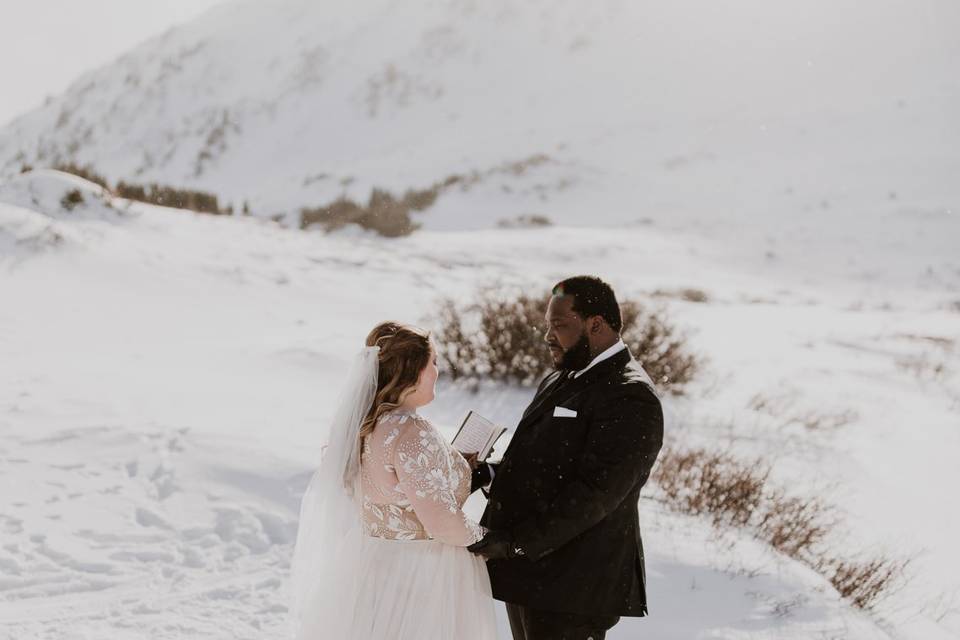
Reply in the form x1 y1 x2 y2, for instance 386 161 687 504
290 346 497 640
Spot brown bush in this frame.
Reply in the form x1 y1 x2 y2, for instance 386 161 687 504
432 287 547 385
298 154 555 236
653 447 767 527
652 446 906 610
115 181 225 215
301 188 423 237
60 189 85 211
896 353 948 381
620 301 699 391
430 285 699 392
757 490 834 556
652 287 710 303
53 163 110 191
497 214 553 228
498 153 550 176
114 181 147 202
368 189 422 235
818 555 909 610
401 186 440 211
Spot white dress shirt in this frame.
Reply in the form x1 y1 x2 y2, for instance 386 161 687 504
572 338 627 378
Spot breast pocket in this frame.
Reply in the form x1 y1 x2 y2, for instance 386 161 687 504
552 405 578 418
547 407 587 467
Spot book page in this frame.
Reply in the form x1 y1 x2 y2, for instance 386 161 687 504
452 411 505 459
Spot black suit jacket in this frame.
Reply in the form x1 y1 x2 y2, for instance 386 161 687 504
474 346 663 617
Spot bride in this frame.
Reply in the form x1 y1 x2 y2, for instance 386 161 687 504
289 321 498 640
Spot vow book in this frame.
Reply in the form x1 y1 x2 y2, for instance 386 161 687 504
451 411 507 461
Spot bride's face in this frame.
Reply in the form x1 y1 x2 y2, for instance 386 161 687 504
406 345 439 408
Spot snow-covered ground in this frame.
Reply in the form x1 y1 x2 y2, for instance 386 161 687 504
1 170 958 638
0 428 889 640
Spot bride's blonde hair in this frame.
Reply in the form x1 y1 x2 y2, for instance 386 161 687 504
359 321 433 439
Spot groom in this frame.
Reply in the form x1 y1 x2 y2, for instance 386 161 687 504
468 276 664 640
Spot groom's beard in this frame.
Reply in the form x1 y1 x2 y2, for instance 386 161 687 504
558 331 593 372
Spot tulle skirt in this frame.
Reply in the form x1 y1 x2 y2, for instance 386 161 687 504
295 536 498 640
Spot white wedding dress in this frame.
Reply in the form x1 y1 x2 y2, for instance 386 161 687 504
291 362 498 640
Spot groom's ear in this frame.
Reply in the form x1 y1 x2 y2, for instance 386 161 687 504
586 315 605 335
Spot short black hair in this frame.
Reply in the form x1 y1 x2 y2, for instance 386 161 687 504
551 275 622 332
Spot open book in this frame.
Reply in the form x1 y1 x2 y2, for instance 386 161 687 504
451 410 507 461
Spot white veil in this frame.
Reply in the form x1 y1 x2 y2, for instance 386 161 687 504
289 345 379 637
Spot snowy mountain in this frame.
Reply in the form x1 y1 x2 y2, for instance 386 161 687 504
1 0 958 236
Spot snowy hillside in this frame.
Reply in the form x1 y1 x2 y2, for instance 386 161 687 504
1 0 958 239
1 170 958 638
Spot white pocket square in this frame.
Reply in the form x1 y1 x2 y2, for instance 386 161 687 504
553 406 577 418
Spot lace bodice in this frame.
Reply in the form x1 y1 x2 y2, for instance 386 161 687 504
360 408 486 546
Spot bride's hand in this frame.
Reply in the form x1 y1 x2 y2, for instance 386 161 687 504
462 452 481 470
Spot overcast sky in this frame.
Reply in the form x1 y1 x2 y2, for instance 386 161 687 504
0 0 225 126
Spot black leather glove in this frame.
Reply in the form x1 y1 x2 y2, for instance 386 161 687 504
467 530 526 560
470 462 493 493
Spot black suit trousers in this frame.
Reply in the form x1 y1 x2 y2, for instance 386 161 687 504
506 602 620 640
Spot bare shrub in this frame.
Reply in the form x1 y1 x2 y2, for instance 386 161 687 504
748 392 858 432
620 301 699 391
896 333 955 349
60 189 84 211
652 288 710 303
299 153 555 236
301 196 359 229
35 165 225 216
497 214 553 228
301 188 423 238
790 409 859 431
652 446 907 610
653 447 767 527
401 186 439 211
498 153 550 176
432 287 547 385
366 189 423 236
747 391 795 415
114 181 148 201
896 354 948 380
818 555 909 610
435 153 552 195
757 490 834 556
432 298 485 381
430 285 699 392
770 594 809 618
115 181 225 215
53 163 110 190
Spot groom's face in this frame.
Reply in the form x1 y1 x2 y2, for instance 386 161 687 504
544 295 594 372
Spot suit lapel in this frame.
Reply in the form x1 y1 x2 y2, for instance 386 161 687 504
516 347 632 431
519 370 566 423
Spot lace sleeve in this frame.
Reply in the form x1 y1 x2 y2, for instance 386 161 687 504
392 418 487 547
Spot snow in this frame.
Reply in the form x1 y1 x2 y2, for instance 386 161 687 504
1 170 957 638
0 427 891 640
0 0 958 636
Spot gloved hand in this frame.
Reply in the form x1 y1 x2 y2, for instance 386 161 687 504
467 530 526 560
